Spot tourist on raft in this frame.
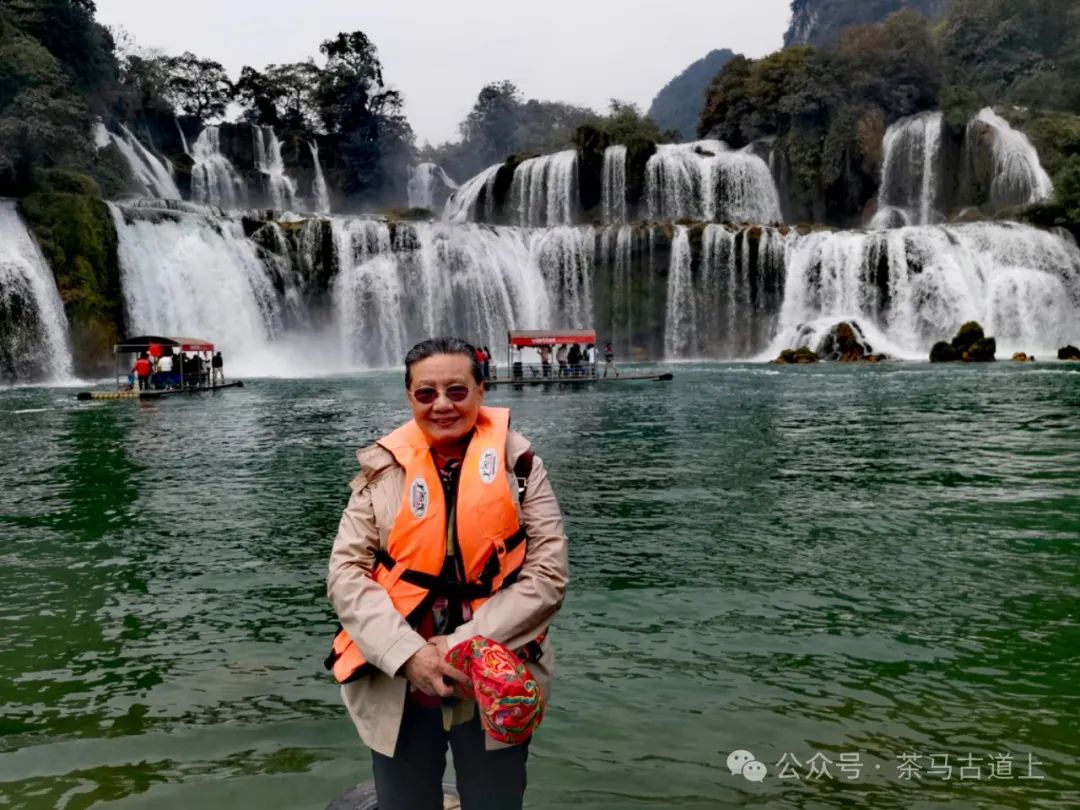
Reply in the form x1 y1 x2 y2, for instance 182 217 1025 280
327 336 570 810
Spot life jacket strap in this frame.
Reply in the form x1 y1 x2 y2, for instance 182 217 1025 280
373 525 528 600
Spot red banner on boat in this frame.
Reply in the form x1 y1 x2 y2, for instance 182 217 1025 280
508 330 596 347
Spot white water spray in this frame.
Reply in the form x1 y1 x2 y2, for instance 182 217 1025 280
972 108 1054 209
510 151 579 227
873 111 944 228
253 126 298 211
645 141 781 224
407 163 458 211
602 146 628 224
96 123 182 200
0 201 73 382
191 127 246 209
443 164 501 224
309 141 332 214
769 222 1080 359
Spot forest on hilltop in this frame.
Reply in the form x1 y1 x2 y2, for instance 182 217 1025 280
703 0 1080 227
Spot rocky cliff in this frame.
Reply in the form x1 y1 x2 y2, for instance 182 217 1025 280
784 0 950 47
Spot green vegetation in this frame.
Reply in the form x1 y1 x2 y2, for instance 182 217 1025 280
424 84 669 182
648 49 737 141
784 0 949 47
704 0 1080 225
18 183 121 372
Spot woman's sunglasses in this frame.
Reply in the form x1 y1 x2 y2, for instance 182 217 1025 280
411 384 472 404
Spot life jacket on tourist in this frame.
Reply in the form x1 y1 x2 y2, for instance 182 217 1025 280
325 407 543 685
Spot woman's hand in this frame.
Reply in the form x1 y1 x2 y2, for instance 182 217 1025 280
403 642 470 697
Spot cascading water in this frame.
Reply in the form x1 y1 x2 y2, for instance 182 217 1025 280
443 164 501 224
510 151 579 227
664 226 695 358
109 203 290 374
645 141 782 224
176 120 191 156
309 141 332 214
191 126 246 208
253 126 298 211
332 221 560 367
602 146 628 224
971 108 1054 209
96 123 182 200
0 201 73 383
407 163 458 211
872 111 944 228
769 222 1080 359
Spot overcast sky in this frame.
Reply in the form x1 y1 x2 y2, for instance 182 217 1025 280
94 0 793 146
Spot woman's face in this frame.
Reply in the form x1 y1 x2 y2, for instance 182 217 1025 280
407 353 484 448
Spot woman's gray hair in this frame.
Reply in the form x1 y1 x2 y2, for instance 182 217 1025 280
404 337 484 388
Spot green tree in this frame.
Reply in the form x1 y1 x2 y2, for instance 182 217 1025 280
0 23 92 193
460 80 523 164
164 51 232 120
314 30 414 202
1 0 117 110
234 66 281 126
265 61 321 130
1056 155 1080 222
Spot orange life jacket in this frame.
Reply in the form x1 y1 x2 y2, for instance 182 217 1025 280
326 407 536 684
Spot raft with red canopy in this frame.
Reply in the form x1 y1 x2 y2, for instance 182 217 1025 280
76 335 243 401
486 329 671 388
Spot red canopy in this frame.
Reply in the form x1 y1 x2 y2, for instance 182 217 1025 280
509 330 596 347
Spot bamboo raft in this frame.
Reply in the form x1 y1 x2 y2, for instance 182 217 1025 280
77 382 244 401
484 372 672 389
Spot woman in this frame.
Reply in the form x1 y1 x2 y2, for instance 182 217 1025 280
327 337 569 810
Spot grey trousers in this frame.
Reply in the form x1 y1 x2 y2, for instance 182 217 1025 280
372 700 529 810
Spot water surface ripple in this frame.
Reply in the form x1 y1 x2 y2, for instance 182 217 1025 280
1 364 1077 808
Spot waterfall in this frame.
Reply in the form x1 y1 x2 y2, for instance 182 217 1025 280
176 120 191 156
0 201 73 383
191 127 246 208
600 224 638 358
407 162 458 210
332 221 559 367
531 227 594 328
96 123 182 200
443 164 501 224
85 201 1080 378
971 108 1054 209
602 146 628 224
645 141 781 224
309 141 332 214
769 222 1080 359
664 226 695 358
253 126 298 211
510 151 579 227
873 111 944 228
109 203 291 375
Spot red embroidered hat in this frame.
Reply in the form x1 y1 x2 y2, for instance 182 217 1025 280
445 637 544 745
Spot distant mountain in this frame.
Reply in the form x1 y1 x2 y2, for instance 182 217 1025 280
648 49 737 141
784 0 950 48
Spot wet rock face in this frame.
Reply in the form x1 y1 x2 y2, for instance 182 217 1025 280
816 321 889 362
1059 345 1080 361
771 346 821 364
931 321 997 362
1012 352 1035 362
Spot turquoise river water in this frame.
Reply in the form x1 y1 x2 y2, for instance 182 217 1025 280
0 364 1078 809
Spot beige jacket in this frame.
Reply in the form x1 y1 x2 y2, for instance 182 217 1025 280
327 429 569 756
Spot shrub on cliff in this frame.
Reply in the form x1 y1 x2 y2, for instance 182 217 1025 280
18 191 121 373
